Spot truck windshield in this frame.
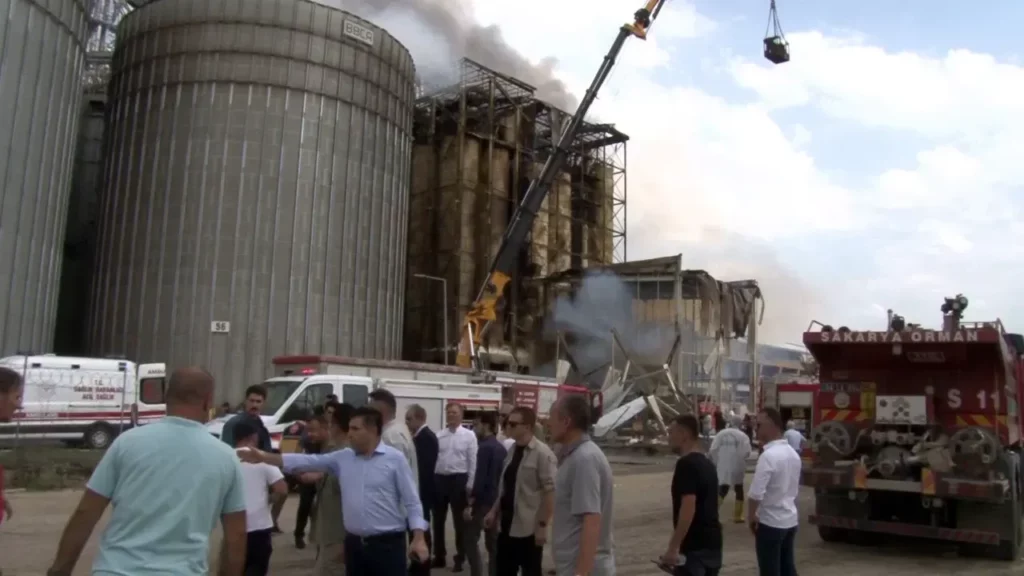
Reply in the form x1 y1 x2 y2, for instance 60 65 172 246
260 379 304 415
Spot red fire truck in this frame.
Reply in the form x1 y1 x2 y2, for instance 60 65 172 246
802 297 1024 560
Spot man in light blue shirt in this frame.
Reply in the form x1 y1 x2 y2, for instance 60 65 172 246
240 406 429 576
783 421 807 453
47 367 248 576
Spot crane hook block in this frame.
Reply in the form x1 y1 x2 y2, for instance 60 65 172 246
634 8 652 28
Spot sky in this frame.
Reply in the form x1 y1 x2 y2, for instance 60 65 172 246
440 0 1024 346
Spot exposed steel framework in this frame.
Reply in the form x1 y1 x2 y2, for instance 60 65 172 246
84 0 130 92
405 58 628 369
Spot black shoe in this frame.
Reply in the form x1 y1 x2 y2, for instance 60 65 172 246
431 558 446 569
294 534 306 549
451 564 463 573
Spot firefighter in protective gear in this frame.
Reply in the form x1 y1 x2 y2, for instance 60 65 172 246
709 416 753 523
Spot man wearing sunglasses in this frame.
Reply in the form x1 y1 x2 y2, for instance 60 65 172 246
484 406 557 576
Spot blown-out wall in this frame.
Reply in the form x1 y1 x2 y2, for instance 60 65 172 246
0 0 88 356
88 0 416 399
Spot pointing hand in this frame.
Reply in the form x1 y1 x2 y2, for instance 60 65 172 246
237 447 265 464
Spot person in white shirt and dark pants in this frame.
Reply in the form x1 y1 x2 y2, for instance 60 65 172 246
235 420 289 576
434 402 478 571
747 407 802 576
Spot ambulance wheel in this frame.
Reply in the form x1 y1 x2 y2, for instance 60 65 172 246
84 423 115 450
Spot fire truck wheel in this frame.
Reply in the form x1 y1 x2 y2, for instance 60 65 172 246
84 423 116 450
816 525 848 543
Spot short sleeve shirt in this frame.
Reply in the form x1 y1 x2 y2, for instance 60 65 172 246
672 452 722 552
242 462 284 532
552 437 614 576
89 417 246 575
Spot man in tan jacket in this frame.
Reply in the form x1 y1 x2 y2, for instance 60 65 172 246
309 402 352 575
484 406 557 576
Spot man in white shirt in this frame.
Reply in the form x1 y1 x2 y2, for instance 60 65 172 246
783 421 806 453
370 388 419 484
747 407 802 576
497 413 515 451
235 420 288 575
433 402 478 571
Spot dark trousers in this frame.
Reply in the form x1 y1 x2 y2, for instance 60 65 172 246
465 503 498 576
295 483 317 537
244 528 273 576
674 549 722 576
346 531 408 576
495 532 543 576
433 473 468 563
754 524 798 576
409 507 432 576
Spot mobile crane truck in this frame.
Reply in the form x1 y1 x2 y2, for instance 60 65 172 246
803 295 1024 560
454 0 668 372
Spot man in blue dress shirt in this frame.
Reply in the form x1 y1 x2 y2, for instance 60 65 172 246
239 406 429 576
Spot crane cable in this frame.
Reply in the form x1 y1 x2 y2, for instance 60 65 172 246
765 0 787 42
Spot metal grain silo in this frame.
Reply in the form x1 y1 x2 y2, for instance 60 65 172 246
88 0 416 399
0 0 88 356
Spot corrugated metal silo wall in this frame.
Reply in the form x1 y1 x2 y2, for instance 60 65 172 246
55 93 107 355
88 0 416 400
0 0 88 356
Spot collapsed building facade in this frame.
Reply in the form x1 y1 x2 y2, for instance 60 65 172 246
404 59 627 370
540 255 764 414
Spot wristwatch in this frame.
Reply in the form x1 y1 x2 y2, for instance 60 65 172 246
538 521 548 528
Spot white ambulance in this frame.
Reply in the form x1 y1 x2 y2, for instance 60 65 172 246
207 356 502 450
0 355 167 449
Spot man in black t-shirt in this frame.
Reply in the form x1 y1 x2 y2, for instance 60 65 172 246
661 414 723 576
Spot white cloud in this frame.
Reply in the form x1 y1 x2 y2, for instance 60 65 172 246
464 1 1024 343
467 0 857 344
730 31 1024 139
729 30 1024 330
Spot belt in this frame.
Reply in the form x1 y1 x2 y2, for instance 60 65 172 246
346 531 405 545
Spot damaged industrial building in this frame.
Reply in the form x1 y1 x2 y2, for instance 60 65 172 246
1 0 807 408
404 59 626 371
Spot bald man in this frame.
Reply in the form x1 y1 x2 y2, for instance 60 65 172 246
48 367 248 576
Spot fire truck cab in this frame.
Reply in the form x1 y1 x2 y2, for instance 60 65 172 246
802 303 1024 560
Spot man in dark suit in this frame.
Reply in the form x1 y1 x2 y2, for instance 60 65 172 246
407 404 439 575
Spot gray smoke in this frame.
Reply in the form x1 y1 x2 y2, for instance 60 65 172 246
335 0 579 110
548 272 681 385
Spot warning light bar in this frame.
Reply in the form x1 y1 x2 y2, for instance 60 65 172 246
299 368 317 375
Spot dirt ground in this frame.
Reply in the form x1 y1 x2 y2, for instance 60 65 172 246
0 456 1020 576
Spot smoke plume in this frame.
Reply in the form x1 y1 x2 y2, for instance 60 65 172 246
331 0 578 110
548 271 689 386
